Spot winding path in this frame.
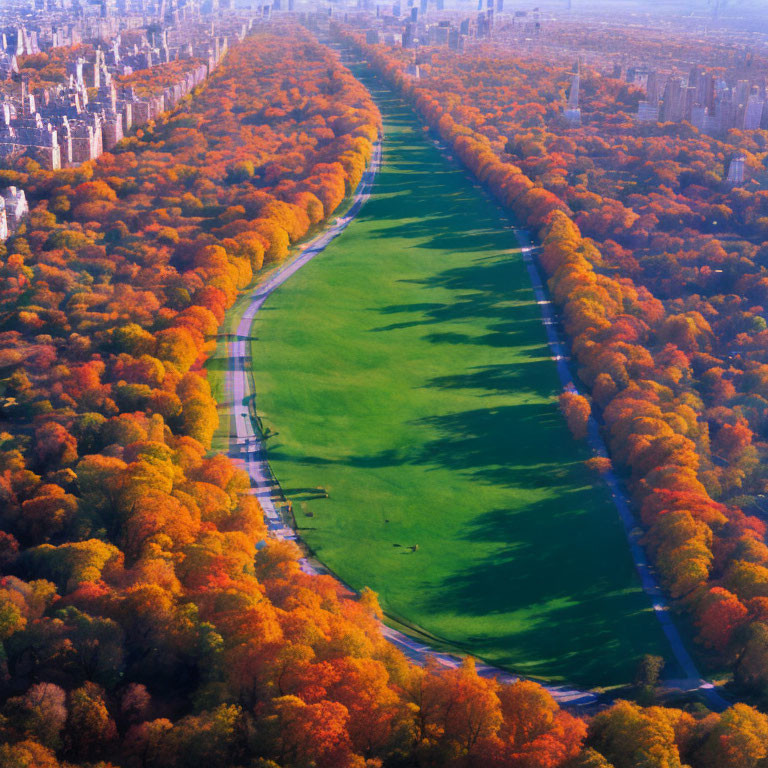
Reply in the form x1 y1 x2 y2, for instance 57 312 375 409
221 69 727 712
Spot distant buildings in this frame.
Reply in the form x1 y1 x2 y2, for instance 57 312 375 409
0 185 28 241
632 65 768 135
0 52 19 80
726 155 746 186
0 18 237 170
2 27 39 57
0 0 258 240
344 0 511 55
636 100 660 123
405 60 420 78
744 92 764 130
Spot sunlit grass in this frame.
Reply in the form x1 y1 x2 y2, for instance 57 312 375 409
245 72 673 687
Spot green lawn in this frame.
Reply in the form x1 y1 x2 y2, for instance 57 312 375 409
248 70 674 687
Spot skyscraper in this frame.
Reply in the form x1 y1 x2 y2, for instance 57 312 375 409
646 71 660 106
726 155 746 185
564 67 581 125
744 94 764 130
567 71 579 110
662 77 684 122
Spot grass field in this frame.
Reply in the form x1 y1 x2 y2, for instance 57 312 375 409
247 70 674 687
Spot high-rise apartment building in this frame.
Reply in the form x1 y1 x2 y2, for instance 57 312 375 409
726 155 746 185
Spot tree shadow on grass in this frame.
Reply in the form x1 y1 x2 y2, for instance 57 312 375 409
412 503 677 685
268 401 579 492
424 498 630 617
267 446 411 470
411 402 575 487
358 210 510 251
370 269 541 353
205 357 229 372
425 363 531 395
452 593 672 685
422 328 547 351
398 400 677 685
